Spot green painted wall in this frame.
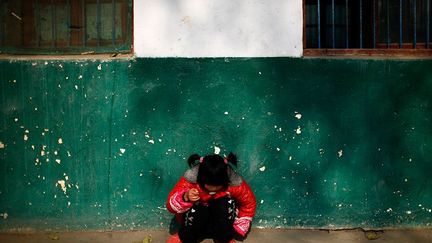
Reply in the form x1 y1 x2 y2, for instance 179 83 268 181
0 58 431 231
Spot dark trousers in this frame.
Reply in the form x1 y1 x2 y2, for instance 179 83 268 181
179 197 237 243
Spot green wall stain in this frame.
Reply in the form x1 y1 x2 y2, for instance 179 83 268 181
0 58 431 230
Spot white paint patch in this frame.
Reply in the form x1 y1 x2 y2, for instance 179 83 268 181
58 138 63 144
134 0 303 57
260 200 264 204
276 147 280 151
294 113 302 119
148 139 155 144
0 142 4 149
224 111 229 115
56 180 67 194
214 146 221 154
338 150 343 157
24 134 28 141
120 148 126 154
55 159 61 164
67 151 72 157
288 156 292 160
259 166 266 172
406 210 412 215
97 64 102 70
295 126 302 134
0 213 8 219
78 75 83 79
14 118 18 122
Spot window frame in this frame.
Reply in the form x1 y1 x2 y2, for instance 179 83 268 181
0 0 133 55
303 0 432 57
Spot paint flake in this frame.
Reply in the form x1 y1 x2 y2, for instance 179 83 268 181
120 148 126 154
56 180 67 194
295 126 302 134
148 140 155 144
97 64 102 70
58 138 63 144
294 113 302 119
55 159 61 164
0 142 4 149
24 134 29 141
338 150 343 157
214 146 221 154
259 166 266 172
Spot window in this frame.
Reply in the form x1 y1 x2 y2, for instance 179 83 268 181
304 0 432 56
0 0 132 54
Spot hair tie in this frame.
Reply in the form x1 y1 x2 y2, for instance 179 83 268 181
223 158 228 164
199 157 204 163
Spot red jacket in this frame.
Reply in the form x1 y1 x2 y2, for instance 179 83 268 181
166 166 256 236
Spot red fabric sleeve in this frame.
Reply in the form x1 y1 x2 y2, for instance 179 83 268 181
230 179 256 220
166 177 194 214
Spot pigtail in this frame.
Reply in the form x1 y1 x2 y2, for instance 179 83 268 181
187 153 201 168
225 152 238 167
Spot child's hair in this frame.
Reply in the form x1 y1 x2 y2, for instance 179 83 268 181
187 152 238 188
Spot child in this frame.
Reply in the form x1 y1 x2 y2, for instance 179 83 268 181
166 152 256 243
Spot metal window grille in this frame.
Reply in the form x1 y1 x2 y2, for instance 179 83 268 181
305 0 431 50
0 0 132 54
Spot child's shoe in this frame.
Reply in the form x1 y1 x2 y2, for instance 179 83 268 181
166 232 181 243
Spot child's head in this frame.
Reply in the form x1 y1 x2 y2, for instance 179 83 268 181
188 152 238 191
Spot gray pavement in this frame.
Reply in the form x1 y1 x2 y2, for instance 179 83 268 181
1 228 432 243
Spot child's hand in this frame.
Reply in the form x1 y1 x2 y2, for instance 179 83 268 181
184 188 200 202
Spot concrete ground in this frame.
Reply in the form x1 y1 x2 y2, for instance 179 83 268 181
1 228 432 243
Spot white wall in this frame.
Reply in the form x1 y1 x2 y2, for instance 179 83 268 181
134 0 303 57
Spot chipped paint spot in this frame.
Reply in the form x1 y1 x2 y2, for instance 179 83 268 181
78 75 83 79
58 138 63 144
259 166 266 172
224 111 229 115
214 146 221 154
120 148 126 154
0 141 5 149
260 200 264 204
55 159 61 164
56 180 67 194
386 208 393 212
294 113 302 119
338 150 343 157
295 126 302 134
67 151 72 157
148 139 155 144
75 85 78 90
97 64 102 70
0 213 8 219
24 134 28 141
14 118 18 122
276 147 280 151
